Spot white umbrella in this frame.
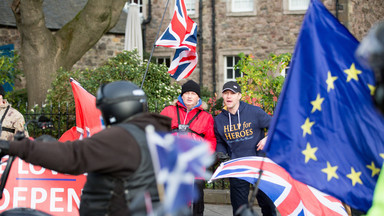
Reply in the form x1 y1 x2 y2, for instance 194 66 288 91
124 3 143 60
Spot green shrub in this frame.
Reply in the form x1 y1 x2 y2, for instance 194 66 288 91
46 50 181 113
0 50 22 87
5 50 180 138
236 53 291 114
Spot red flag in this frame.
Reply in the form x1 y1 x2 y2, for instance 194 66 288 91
59 78 103 141
0 79 103 214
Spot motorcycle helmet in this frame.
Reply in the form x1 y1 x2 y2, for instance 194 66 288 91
96 81 147 126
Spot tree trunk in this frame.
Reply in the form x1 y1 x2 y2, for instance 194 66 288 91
11 0 127 105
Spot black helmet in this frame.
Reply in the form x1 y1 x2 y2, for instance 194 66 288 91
96 81 147 126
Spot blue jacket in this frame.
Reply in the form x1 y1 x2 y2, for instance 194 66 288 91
214 101 271 159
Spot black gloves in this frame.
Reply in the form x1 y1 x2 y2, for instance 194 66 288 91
215 152 230 162
0 140 10 159
14 131 26 141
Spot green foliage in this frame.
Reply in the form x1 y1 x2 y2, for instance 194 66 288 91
236 53 291 114
6 50 181 138
1 51 28 113
206 94 223 116
46 49 181 114
0 50 22 86
0 52 21 85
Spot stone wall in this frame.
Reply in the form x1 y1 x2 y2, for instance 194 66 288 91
348 0 384 41
0 26 126 71
72 34 125 70
1 0 383 93
0 26 20 50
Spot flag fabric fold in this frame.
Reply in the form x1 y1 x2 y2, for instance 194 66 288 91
367 164 384 215
59 78 103 141
155 0 198 80
265 0 384 212
168 48 198 81
209 156 347 216
145 125 213 214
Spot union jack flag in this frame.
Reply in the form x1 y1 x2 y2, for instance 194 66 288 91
168 48 198 81
209 157 348 216
155 0 198 80
145 125 213 214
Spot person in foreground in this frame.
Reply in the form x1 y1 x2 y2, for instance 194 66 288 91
0 81 171 216
356 20 384 216
214 81 276 216
160 80 216 216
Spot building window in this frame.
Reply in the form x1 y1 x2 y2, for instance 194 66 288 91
129 0 143 13
232 0 253 12
156 57 171 68
289 0 309 11
185 0 196 15
280 61 290 77
225 56 242 82
280 66 289 77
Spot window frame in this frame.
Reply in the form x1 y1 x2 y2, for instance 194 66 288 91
218 49 252 95
283 0 309 14
169 0 199 18
185 0 197 16
226 0 257 17
224 56 243 83
231 0 254 13
155 56 172 68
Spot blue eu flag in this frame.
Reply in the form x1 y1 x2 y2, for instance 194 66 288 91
265 0 384 212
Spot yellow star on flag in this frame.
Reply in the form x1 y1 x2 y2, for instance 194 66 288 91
301 118 315 137
344 63 362 82
366 161 381 177
321 161 339 181
326 71 338 92
347 167 363 186
302 142 318 163
368 84 376 96
381 153 384 159
310 94 324 113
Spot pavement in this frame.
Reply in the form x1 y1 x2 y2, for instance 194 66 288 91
204 204 263 216
202 189 281 216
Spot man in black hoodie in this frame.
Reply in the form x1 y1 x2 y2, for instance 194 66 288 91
0 81 171 216
214 81 276 216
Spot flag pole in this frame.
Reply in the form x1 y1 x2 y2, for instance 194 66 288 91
248 159 265 209
140 0 171 89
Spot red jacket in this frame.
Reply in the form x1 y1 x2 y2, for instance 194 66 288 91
160 101 216 152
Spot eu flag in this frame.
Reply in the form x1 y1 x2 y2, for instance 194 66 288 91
265 0 384 212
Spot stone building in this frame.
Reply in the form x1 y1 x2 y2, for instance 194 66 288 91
0 0 383 94
146 0 384 93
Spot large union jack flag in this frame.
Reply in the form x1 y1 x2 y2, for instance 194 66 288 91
209 157 348 216
155 0 198 80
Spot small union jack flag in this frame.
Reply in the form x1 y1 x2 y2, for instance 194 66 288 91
155 0 198 80
168 48 198 81
209 156 348 216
